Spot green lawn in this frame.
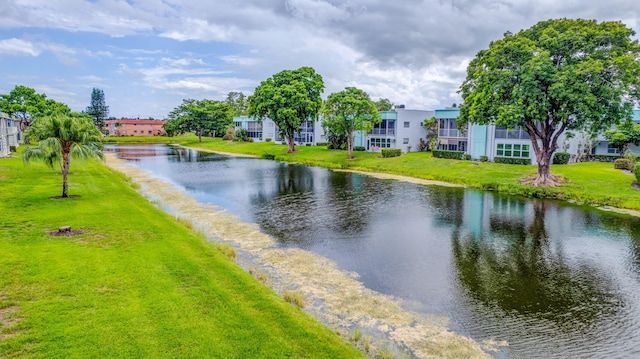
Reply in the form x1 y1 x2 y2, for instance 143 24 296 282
120 135 640 210
0 154 363 358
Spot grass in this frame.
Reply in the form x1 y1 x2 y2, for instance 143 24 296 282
0 153 363 358
106 135 640 211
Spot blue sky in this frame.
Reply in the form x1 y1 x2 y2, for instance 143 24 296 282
1 0 639 119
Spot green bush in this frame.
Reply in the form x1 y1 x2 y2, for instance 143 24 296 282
222 134 233 141
479 155 488 162
381 148 402 158
614 158 634 171
432 150 464 160
261 153 275 160
354 146 365 151
553 152 570 164
265 138 272 142
463 153 472 160
494 156 531 165
315 142 328 146
635 164 640 183
235 128 249 142
589 154 619 162
9 145 17 152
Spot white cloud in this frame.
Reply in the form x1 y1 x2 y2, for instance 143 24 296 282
0 38 41 56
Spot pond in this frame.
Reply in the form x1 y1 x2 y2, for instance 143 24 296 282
109 144 640 358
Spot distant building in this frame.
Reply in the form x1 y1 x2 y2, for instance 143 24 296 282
104 119 166 136
0 112 22 157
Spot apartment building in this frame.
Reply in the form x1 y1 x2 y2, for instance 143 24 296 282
104 119 166 136
436 108 640 164
0 112 22 157
233 116 322 145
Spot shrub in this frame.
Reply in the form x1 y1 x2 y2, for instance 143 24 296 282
614 158 634 171
261 153 276 160
283 290 304 308
315 142 328 146
588 154 619 162
265 138 272 142
636 164 640 183
305 143 311 146
9 145 17 152
354 146 365 151
479 155 488 162
432 150 464 160
235 128 249 142
494 156 532 165
553 152 570 164
381 148 402 158
463 153 472 160
222 134 233 141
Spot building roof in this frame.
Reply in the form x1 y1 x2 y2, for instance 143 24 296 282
106 119 165 125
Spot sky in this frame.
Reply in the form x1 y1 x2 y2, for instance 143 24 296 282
1 1 639 120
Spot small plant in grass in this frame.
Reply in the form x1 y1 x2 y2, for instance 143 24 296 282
375 347 394 359
479 155 488 162
463 153 472 160
214 242 236 260
261 153 275 160
283 289 305 308
248 267 269 284
349 328 363 343
364 335 373 352
175 216 193 230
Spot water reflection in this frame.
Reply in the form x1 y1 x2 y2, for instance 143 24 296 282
109 144 640 358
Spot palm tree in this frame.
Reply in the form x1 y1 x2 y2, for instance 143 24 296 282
24 114 104 198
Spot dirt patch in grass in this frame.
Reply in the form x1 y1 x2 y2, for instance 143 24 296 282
48 229 86 236
50 195 81 200
1 305 22 339
632 181 640 191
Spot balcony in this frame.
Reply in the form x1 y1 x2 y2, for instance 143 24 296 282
369 129 395 136
438 129 464 138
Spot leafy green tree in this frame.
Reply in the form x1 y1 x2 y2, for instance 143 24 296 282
225 91 248 116
604 120 640 154
322 87 380 159
164 99 232 142
24 113 103 198
459 19 640 186
248 67 324 153
86 88 110 129
422 116 439 151
0 85 70 131
375 98 393 111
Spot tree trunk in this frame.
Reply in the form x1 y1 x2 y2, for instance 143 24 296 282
287 135 295 153
347 133 354 160
531 148 561 187
62 150 70 198
197 131 202 142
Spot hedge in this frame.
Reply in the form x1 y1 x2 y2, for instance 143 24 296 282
636 165 640 183
588 154 619 162
553 152 570 164
479 155 488 162
432 150 464 160
381 148 402 158
354 146 365 151
614 158 635 171
494 156 532 165
315 142 328 146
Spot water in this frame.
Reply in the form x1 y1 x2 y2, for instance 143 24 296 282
109 144 640 358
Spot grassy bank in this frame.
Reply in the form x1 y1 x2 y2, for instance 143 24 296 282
0 154 362 358
112 135 640 211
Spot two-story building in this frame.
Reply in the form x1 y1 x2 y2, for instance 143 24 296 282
0 112 22 157
435 108 640 164
104 119 166 136
233 116 323 146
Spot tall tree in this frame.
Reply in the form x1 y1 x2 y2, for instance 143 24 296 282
422 116 439 151
225 91 248 116
248 67 324 153
375 98 393 111
23 113 103 198
459 19 640 186
0 85 69 131
163 99 232 142
86 88 109 129
322 87 381 159
604 119 640 154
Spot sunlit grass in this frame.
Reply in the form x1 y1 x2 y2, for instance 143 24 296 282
0 151 362 358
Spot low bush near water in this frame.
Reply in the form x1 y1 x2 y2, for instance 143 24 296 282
381 148 402 158
432 150 464 160
283 289 305 308
635 165 640 183
261 153 276 160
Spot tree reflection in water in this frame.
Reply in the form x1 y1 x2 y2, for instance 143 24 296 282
451 198 623 331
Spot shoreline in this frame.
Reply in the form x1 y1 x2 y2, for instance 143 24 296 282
104 152 494 359
184 144 640 218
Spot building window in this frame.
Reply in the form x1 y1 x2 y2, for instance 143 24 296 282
403 138 409 144
497 143 530 158
369 138 392 149
607 144 620 154
234 121 242 127
404 121 410 128
148 130 152 134
495 126 530 140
